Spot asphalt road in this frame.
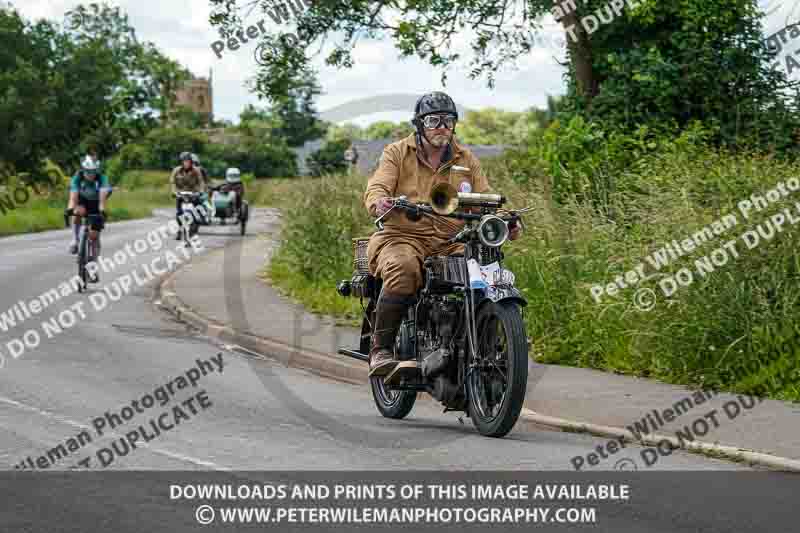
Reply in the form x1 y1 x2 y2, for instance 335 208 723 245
10 210 800 532
0 210 753 472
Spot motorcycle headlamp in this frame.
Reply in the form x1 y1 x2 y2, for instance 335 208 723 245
477 215 509 248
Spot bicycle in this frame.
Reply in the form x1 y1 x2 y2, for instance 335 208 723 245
65 209 105 292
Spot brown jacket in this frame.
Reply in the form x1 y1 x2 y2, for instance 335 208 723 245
364 133 490 238
170 166 207 194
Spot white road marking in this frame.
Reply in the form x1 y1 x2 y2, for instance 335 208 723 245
0 394 229 471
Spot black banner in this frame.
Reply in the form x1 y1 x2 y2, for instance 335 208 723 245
0 471 795 532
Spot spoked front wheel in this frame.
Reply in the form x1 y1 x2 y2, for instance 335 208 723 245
467 301 528 437
77 230 88 293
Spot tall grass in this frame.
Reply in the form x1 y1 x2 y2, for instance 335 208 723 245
263 173 373 325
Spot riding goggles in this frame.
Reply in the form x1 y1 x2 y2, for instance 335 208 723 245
421 114 457 130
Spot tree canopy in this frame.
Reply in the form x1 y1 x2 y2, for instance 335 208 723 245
0 3 187 182
209 0 800 150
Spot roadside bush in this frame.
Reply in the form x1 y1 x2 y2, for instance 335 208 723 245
203 138 297 178
307 139 349 177
501 126 800 400
144 127 207 169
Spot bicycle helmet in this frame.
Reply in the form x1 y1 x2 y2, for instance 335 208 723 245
81 156 100 173
225 167 241 183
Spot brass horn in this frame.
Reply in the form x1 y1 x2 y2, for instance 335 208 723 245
430 182 460 215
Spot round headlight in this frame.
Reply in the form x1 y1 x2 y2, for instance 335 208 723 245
478 215 509 248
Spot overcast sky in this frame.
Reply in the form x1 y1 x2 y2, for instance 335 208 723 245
10 1 795 126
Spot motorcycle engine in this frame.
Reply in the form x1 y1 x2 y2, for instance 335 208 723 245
420 298 461 378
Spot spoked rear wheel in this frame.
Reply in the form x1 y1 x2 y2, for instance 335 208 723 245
467 301 528 437
365 302 417 419
370 375 417 419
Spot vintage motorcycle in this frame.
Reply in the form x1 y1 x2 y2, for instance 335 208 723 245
174 191 211 244
336 182 532 437
210 183 249 236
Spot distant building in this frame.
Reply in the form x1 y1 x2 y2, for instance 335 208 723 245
170 70 214 126
291 137 508 176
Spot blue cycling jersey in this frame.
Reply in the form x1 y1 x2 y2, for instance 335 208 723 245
70 172 112 201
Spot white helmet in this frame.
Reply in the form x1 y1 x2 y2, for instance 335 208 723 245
81 156 100 172
225 167 241 183
191 153 201 166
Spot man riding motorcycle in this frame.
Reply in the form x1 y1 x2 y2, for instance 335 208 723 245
171 151 208 238
364 91 522 377
67 156 112 258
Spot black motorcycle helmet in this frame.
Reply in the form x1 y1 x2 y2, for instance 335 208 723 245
411 91 459 126
411 92 459 159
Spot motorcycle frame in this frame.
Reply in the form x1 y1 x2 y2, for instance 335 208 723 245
388 214 527 398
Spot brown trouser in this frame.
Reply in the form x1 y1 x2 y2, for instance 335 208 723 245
367 231 463 296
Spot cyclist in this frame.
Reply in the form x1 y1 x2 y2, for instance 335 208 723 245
171 152 208 238
66 157 112 280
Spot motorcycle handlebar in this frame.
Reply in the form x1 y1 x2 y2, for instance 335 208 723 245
392 198 521 221
374 197 529 230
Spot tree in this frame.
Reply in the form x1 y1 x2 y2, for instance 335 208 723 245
208 0 800 149
324 123 363 143
308 138 349 177
268 70 326 146
457 108 526 145
237 73 325 148
364 121 414 141
0 3 188 182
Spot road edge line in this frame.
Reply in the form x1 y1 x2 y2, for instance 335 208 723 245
520 408 800 472
153 238 800 472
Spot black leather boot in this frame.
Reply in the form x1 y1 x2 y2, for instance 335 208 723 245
368 293 410 377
